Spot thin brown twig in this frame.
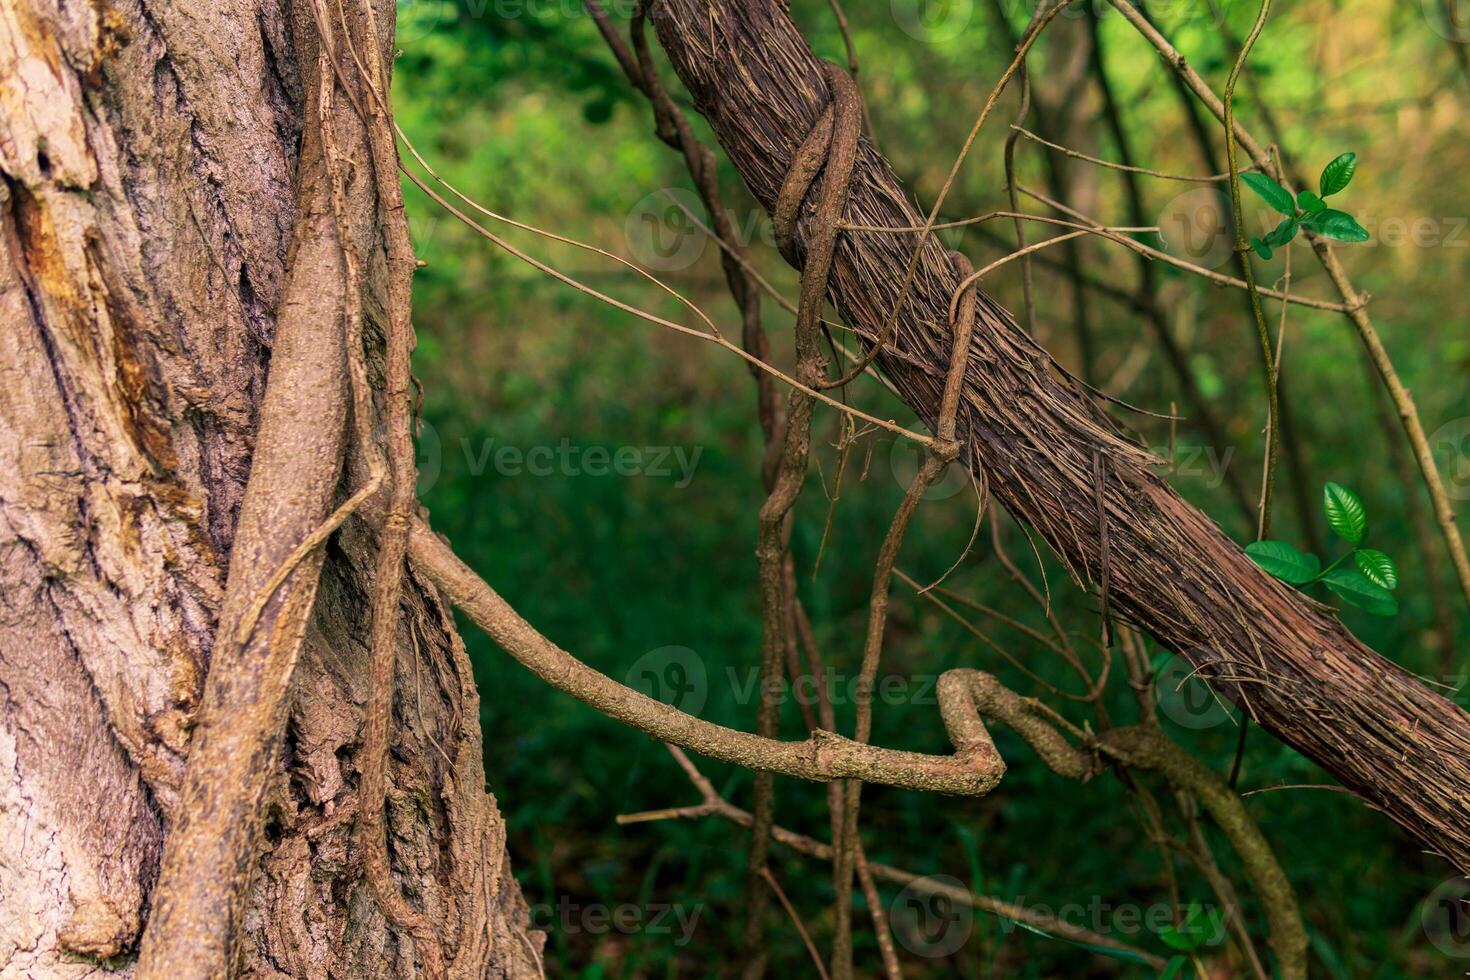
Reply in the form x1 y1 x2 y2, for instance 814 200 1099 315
1083 11 1258 527
396 166 926 445
1002 53 1038 336
1222 0 1279 540
1103 0 1470 612
1015 184 1354 313
1008 124 1239 182
816 0 1067 390
751 61 862 978
760 867 831 980
336 0 444 971
832 250 975 979
824 0 877 145
616 748 1162 968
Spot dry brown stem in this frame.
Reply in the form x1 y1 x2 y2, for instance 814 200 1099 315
645 0 1470 870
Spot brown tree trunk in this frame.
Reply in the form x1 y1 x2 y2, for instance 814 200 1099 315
0 0 540 974
649 0 1470 871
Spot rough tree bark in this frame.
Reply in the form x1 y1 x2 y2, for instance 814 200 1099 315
0 0 540 975
648 0 1470 870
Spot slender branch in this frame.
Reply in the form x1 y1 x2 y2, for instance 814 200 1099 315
1221 0 1278 539
817 0 1067 389
982 0 1097 384
413 491 1309 975
1008 124 1238 182
618 748 1166 969
407 518 1005 794
334 0 444 971
1083 8 1256 526
824 0 877 144
647 0 1470 871
1104 0 1470 611
1098 726 1307 979
832 254 974 979
396 165 927 445
761 867 831 980
1016 184 1354 313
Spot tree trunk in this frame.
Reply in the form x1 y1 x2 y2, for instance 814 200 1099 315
0 0 540 975
649 0 1470 871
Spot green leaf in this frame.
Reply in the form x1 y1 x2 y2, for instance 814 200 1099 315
1354 548 1400 590
1155 904 1223 953
1319 152 1358 196
1263 216 1299 248
1000 917 1154 964
1302 208 1370 243
1249 236 1273 260
1309 928 1352 980
1323 482 1368 544
1298 190 1327 213
1158 926 1196 952
1246 540 1322 584
1242 172 1297 216
1159 957 1189 980
1322 565 1399 616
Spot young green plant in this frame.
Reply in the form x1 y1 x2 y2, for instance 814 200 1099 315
1243 153 1370 259
1245 482 1400 616
1153 903 1227 979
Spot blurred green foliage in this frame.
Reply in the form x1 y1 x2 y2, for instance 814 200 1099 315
396 0 1470 974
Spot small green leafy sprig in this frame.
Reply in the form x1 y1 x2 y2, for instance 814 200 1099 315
1242 152 1370 259
1154 904 1227 979
1245 482 1400 616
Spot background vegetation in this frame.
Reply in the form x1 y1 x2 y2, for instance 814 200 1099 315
393 1 1470 974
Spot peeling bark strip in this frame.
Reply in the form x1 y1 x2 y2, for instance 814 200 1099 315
648 0 1470 869
0 0 539 975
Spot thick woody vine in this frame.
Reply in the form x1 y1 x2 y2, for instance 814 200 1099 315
134 1 1470 978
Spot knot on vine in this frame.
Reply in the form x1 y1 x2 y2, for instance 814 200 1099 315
933 437 964 464
772 61 861 266
772 62 872 392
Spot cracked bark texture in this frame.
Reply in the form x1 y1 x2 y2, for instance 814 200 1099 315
0 0 540 975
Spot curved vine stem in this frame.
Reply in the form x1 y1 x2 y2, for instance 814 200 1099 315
1223 0 1278 540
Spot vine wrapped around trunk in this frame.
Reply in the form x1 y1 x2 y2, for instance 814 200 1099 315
0 0 541 974
648 0 1470 871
